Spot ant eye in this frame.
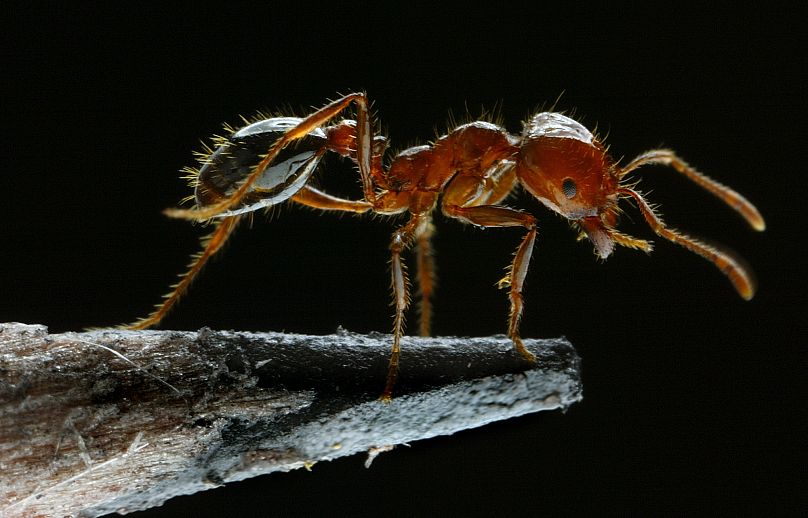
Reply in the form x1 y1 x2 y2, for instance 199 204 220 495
562 178 577 199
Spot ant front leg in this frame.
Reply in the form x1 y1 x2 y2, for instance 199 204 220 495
442 204 538 363
166 93 376 221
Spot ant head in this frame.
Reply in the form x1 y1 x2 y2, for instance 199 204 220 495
516 112 620 258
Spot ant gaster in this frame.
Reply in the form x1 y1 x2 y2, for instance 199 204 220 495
127 93 765 400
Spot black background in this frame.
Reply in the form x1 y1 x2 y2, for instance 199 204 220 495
3 4 805 515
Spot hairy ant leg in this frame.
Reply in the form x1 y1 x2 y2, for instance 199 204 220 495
129 215 241 330
382 215 425 401
414 215 436 337
128 185 372 330
442 204 538 363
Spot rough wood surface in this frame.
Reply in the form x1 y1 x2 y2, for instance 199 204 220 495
0 322 582 517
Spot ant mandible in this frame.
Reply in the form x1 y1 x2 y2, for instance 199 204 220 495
127 92 765 400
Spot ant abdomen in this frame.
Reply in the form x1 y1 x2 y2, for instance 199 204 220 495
195 117 327 215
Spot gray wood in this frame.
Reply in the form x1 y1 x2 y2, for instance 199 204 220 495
0 322 582 517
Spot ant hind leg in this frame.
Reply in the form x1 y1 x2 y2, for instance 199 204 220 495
128 215 242 330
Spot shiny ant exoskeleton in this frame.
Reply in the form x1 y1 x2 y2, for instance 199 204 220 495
127 93 765 399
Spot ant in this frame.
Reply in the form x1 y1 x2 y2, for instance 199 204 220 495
127 93 765 400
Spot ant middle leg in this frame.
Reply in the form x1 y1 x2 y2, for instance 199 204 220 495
442 204 538 363
414 215 436 337
382 214 426 401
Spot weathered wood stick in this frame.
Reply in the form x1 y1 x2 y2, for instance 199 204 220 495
0 322 582 517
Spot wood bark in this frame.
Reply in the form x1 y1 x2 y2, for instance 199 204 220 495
0 322 581 517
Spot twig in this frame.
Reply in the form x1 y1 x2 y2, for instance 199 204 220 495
0 322 582 517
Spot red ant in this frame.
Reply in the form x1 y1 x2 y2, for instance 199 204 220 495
127 93 765 400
